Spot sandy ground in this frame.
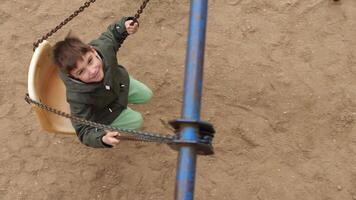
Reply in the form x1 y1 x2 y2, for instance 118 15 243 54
1 0 356 199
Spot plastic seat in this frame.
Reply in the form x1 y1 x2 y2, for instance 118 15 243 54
27 40 75 135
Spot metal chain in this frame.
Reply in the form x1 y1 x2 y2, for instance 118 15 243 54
33 0 150 51
117 0 150 49
25 94 175 143
33 0 97 51
133 0 150 22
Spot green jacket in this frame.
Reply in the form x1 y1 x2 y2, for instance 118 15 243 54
59 17 131 148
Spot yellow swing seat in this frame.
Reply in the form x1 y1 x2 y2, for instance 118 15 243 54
28 40 75 135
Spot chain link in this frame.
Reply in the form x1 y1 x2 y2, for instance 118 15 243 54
33 0 97 51
25 94 175 143
116 0 150 49
33 0 150 51
134 0 150 21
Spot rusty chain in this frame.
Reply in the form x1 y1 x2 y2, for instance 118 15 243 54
25 94 175 143
116 0 150 48
33 0 97 51
133 0 150 21
33 0 150 51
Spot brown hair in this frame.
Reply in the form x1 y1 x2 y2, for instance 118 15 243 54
52 33 91 74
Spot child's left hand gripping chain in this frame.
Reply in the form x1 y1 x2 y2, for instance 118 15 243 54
125 20 139 35
102 131 120 147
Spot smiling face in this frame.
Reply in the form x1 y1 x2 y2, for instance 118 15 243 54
69 48 104 83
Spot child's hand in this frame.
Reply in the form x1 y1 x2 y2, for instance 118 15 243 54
125 20 139 35
102 131 120 147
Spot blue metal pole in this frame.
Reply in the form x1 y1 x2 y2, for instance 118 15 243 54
175 0 208 200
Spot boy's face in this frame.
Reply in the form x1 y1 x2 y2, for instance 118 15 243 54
69 48 104 83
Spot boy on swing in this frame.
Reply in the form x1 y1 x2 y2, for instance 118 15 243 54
53 17 152 148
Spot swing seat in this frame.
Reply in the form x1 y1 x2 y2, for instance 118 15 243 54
28 40 75 135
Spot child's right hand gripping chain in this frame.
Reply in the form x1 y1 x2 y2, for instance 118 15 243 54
125 20 139 35
102 131 120 147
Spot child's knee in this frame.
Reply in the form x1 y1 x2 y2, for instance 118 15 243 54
143 87 153 103
136 86 152 104
132 112 144 129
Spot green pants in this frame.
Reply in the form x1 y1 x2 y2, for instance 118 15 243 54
110 76 152 129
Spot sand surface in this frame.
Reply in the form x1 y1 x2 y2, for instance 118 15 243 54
1 0 356 199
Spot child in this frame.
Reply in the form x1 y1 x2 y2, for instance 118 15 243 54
53 17 152 148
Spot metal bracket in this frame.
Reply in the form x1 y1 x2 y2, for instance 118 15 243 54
168 119 215 155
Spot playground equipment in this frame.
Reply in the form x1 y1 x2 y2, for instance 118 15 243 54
25 0 214 199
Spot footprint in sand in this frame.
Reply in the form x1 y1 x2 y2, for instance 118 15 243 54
225 0 242 6
0 10 10 26
0 102 13 118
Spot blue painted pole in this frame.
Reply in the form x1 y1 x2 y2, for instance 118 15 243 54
175 0 208 200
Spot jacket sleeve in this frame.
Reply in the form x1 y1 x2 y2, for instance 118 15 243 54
70 102 112 148
89 16 131 53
